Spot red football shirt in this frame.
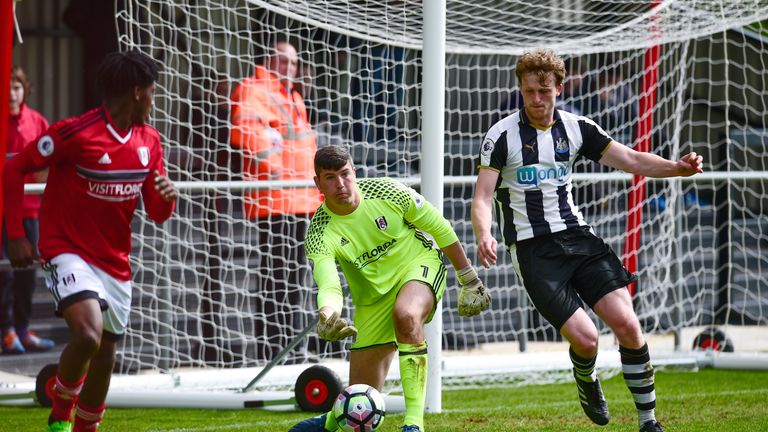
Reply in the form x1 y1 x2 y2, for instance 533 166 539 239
3 107 175 280
7 104 49 218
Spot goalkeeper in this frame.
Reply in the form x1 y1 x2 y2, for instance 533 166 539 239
290 145 490 432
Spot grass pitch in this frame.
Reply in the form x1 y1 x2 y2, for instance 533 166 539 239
2 368 766 431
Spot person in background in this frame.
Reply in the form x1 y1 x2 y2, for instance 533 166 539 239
230 39 322 362
559 57 593 116
1 65 54 354
591 68 637 144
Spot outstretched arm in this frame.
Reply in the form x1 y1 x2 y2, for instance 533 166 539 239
400 181 491 316
440 241 470 272
307 246 357 342
599 141 704 178
440 240 491 317
315 285 356 342
471 168 500 268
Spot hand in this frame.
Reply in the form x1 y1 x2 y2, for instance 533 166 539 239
316 309 357 342
456 266 491 317
476 233 498 269
677 152 704 177
154 170 178 202
7 237 38 269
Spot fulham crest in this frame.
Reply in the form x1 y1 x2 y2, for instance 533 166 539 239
374 216 388 231
138 146 150 167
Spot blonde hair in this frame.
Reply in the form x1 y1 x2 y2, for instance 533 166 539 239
515 48 566 86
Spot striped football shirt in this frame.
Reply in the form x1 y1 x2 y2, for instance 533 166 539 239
479 109 613 246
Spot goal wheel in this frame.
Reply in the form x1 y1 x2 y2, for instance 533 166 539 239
294 365 343 412
692 327 735 352
35 363 60 407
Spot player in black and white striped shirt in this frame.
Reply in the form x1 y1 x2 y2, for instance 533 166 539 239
471 48 703 432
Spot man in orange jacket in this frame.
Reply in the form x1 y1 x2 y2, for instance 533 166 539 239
230 40 322 362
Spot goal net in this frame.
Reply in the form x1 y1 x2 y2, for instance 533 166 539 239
114 0 768 394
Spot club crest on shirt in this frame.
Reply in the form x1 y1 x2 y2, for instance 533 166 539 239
555 137 569 153
374 216 388 231
62 273 76 286
37 135 54 157
138 146 150 167
481 138 494 156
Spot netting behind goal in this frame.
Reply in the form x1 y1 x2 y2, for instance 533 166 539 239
115 0 768 388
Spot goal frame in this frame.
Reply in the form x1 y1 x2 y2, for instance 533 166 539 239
4 0 768 413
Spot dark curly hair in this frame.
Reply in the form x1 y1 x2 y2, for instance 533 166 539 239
96 50 160 100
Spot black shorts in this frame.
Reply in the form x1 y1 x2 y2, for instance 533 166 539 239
512 226 637 330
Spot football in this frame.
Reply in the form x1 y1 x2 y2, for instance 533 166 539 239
332 384 386 432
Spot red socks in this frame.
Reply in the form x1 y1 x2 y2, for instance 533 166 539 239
73 401 106 431
50 373 85 423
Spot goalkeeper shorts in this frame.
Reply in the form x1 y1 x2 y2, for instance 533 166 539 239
42 253 131 335
350 251 446 350
510 226 637 330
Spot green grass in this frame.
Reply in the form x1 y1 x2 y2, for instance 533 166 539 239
2 369 767 431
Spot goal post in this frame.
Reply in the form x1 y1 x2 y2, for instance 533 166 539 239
99 0 768 406
421 0 447 414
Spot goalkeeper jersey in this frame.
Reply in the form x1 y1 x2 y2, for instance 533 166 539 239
305 177 459 313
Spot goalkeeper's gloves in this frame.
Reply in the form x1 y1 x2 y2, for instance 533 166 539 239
316 309 358 342
456 266 491 317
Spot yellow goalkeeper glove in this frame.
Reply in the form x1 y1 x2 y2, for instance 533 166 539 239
316 309 357 342
456 266 491 317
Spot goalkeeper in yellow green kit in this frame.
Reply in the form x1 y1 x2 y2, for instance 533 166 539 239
289 146 490 432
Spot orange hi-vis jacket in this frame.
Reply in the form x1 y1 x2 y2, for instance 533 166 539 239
230 65 322 219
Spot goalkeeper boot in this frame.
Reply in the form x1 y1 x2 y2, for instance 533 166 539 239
574 372 610 425
288 413 332 432
639 420 664 432
46 420 73 432
401 426 421 432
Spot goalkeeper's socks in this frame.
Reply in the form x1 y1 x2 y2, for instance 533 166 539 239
49 372 85 423
570 347 598 382
398 341 428 429
73 401 105 432
619 343 657 426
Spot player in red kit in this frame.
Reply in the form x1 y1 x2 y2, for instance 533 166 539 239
3 51 177 432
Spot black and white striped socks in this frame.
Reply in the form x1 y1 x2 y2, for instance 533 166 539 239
620 343 657 426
